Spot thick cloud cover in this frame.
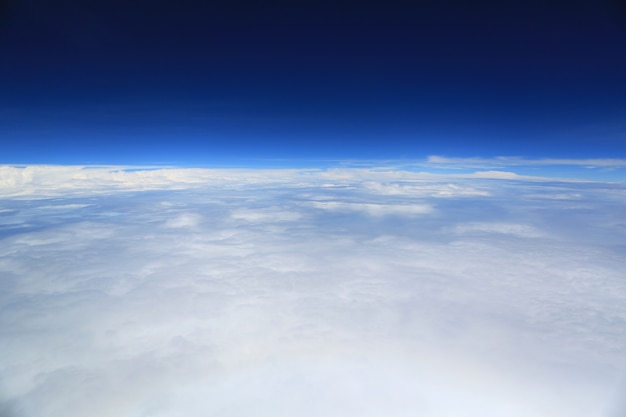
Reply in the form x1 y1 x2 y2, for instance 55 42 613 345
1 166 625 417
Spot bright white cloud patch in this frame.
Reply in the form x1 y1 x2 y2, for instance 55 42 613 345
0 166 625 417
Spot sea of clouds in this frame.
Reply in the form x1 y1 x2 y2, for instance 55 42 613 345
1 165 625 417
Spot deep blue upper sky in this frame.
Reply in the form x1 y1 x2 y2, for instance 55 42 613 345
1 0 625 165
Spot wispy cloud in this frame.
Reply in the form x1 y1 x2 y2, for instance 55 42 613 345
426 155 626 169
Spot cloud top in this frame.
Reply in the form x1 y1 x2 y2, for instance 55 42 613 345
0 165 625 417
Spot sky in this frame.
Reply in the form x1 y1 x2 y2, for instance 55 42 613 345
1 2 626 416
1 0 626 166
1 166 626 417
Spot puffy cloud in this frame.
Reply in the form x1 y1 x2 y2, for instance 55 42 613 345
0 166 625 417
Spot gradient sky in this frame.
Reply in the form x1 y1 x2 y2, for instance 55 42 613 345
1 0 625 165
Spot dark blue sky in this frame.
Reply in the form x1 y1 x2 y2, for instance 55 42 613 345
1 0 625 165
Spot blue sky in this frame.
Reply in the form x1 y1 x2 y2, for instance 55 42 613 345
1 0 625 169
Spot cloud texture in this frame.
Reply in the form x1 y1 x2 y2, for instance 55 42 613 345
1 166 625 417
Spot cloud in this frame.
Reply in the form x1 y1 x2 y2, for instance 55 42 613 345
0 166 625 417
363 181 491 197
450 222 546 238
0 165 311 198
468 170 521 179
230 208 302 223
2 164 609 202
164 213 203 228
309 201 434 216
37 204 93 210
426 155 626 168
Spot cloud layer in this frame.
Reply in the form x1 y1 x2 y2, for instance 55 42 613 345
1 166 625 417
426 155 626 168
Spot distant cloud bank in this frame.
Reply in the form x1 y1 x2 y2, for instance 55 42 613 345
1 157 623 199
426 155 626 169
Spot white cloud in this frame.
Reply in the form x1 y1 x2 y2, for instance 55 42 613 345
0 165 312 198
164 213 203 228
468 170 521 179
309 201 434 216
230 208 302 223
37 204 93 210
522 192 583 200
0 166 625 417
426 155 626 169
363 181 491 197
2 163 604 201
451 222 546 238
